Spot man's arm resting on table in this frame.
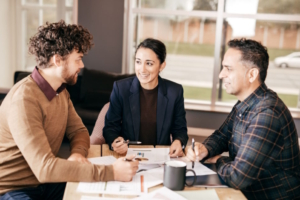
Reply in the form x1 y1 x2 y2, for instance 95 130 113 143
8 97 114 183
213 110 283 190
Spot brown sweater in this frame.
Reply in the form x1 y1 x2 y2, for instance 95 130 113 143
0 75 114 195
139 85 158 145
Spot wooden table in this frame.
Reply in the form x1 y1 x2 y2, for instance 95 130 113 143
63 145 246 200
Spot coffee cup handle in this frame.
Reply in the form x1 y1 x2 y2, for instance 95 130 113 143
185 169 196 187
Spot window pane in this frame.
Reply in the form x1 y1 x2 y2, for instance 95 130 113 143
43 0 57 5
218 19 300 108
65 11 73 24
23 0 39 5
132 15 216 102
66 0 73 7
136 0 218 11
43 10 57 24
225 0 300 15
24 9 39 69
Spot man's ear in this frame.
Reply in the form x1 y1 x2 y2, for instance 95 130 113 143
248 68 259 83
159 61 166 72
53 55 62 67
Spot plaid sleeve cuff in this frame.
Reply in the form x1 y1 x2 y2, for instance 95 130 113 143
216 156 232 169
203 143 215 158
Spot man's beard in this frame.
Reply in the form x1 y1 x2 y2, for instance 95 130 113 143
62 63 79 85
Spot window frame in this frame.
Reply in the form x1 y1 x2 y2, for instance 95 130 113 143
15 0 78 72
123 0 300 116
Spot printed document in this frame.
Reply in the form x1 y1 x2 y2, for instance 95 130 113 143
77 174 162 195
127 148 170 165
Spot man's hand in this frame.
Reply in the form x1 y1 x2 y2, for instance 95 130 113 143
67 153 90 164
113 154 139 182
205 155 221 163
186 142 208 161
169 139 184 158
112 137 128 154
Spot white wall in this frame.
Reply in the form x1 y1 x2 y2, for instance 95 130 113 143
0 0 16 88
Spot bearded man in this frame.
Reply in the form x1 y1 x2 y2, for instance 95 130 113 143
0 21 138 200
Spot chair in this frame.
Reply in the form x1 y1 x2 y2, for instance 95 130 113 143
90 102 110 145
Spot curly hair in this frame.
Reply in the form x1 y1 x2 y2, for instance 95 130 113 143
29 20 93 68
228 38 269 83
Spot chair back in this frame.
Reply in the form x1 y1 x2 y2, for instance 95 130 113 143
90 102 110 144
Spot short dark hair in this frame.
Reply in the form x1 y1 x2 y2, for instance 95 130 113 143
228 38 269 83
29 20 93 69
135 38 166 64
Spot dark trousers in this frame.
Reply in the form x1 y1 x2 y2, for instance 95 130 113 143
0 183 66 200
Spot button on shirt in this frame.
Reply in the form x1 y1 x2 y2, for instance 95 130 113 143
203 83 300 200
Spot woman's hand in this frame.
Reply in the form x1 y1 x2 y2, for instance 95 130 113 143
111 137 128 154
169 139 184 158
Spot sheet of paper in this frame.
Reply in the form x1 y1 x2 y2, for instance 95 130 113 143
127 148 170 165
133 187 187 200
138 166 164 180
77 174 162 195
171 157 216 176
81 196 128 200
176 189 219 200
137 164 161 173
88 156 116 165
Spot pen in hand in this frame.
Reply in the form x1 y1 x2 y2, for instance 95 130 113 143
116 140 142 145
192 138 195 169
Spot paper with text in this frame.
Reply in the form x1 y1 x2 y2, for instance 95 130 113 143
77 174 162 195
127 148 170 165
81 196 127 200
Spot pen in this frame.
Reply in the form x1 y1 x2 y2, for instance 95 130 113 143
124 157 135 161
192 138 195 169
116 140 142 145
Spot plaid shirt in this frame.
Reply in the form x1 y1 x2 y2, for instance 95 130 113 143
203 83 300 200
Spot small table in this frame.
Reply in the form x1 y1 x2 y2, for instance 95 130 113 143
63 145 246 200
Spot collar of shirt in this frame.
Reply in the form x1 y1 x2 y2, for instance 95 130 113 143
31 66 66 101
235 83 268 116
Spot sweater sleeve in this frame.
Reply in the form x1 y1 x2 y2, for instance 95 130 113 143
64 90 90 157
7 96 114 183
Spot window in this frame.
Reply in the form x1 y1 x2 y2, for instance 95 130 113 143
124 0 300 111
16 0 77 71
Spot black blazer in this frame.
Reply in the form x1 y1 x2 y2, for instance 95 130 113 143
103 76 188 147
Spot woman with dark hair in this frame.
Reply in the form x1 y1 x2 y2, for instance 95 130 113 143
103 38 188 157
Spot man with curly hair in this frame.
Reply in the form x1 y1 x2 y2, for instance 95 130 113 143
0 21 138 200
186 38 300 199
